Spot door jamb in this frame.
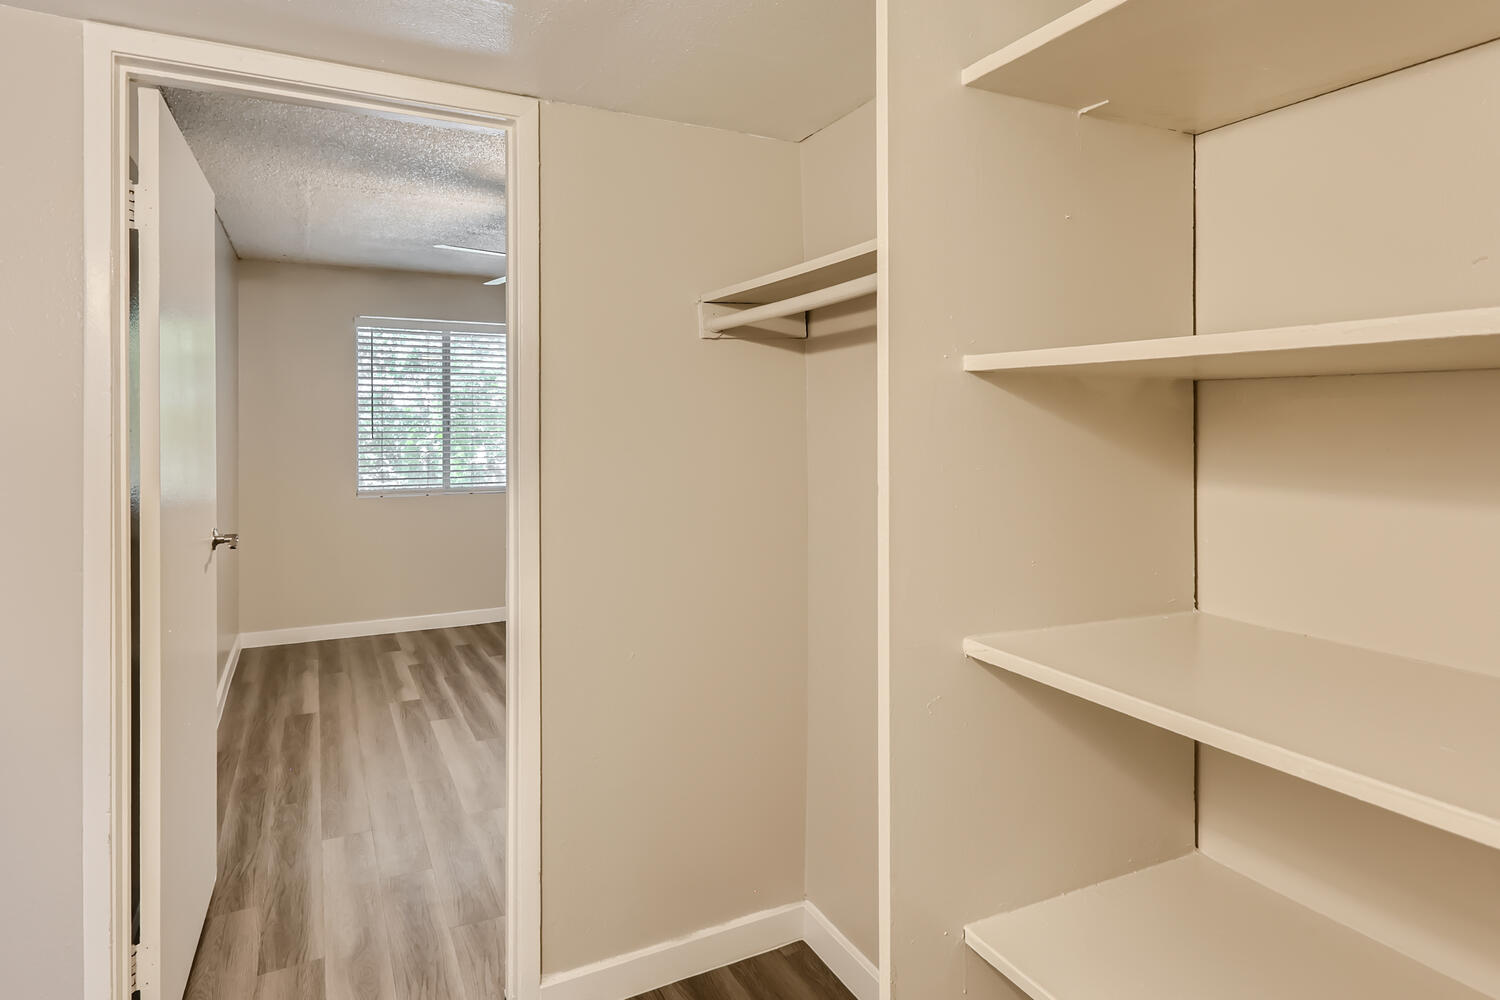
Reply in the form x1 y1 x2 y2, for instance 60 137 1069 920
80 24 542 1000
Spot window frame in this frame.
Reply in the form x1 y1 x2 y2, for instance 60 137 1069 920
354 314 508 498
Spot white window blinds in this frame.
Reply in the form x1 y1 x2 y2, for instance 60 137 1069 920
356 316 507 495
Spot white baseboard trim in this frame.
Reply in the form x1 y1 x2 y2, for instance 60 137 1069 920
802 901 879 1000
239 606 507 649
215 635 244 725
535 901 878 1000
538 902 805 1000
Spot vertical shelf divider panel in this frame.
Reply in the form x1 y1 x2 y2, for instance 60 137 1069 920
882 0 1199 996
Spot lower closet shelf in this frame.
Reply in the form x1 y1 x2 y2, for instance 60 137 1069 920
963 612 1500 850
964 853 1482 1000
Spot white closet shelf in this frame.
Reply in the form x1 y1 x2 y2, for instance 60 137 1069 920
963 611 1500 850
963 305 1500 380
699 239 877 339
961 0 1500 134
965 852 1483 1000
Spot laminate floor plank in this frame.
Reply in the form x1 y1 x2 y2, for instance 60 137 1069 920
438 626 476 649
625 942 855 1000
778 940 858 998
366 778 433 880
186 908 260 1000
432 718 506 815
281 641 320 715
457 645 508 732
319 670 371 841
187 625 507 1000
407 659 459 722
434 642 500 742
410 772 503 928
450 917 505 1000
469 623 506 659
253 960 325 1000
322 833 397 1000
727 943 844 1000
218 660 262 831
411 630 480 731
257 711 323 974
673 967 756 1000
314 638 345 676
393 699 452 784
212 649 293 918
468 808 507 904
383 870 467 1000
348 637 432 877
382 648 421 703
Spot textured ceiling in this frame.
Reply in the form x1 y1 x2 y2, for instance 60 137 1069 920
162 88 507 277
16 0 874 141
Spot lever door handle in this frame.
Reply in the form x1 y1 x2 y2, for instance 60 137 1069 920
212 530 239 551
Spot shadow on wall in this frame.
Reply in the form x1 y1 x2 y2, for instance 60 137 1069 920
804 295 876 355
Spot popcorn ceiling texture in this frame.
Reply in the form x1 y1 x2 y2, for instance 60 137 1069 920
162 87 507 277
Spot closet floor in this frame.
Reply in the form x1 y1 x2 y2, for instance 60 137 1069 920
628 943 856 1000
187 623 508 1000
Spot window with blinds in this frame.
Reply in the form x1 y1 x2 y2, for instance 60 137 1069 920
355 316 507 496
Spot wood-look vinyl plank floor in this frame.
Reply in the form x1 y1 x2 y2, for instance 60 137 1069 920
626 943 856 1000
196 625 850 1000
186 625 507 1000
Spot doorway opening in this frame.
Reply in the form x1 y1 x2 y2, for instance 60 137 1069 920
87 30 539 1000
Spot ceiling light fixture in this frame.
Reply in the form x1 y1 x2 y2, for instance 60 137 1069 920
434 243 507 257
484 276 508 286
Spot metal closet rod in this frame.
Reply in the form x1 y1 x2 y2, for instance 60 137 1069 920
704 273 878 336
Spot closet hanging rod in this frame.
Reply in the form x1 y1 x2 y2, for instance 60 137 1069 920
702 273 878 337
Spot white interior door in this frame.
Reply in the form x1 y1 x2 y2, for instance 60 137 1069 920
136 86 220 1000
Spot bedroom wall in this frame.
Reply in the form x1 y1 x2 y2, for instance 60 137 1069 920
0 5 87 995
237 260 507 634
539 100 810 974
1194 39 1500 995
800 99 879 964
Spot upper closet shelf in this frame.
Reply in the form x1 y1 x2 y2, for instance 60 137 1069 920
964 612 1500 850
961 0 1500 133
965 852 1484 1000
963 306 1500 380
699 239 877 340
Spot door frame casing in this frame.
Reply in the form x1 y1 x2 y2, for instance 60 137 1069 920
79 24 542 1000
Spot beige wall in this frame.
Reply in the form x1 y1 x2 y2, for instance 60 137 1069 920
881 0 1198 995
0 5 86 995
802 102 877 259
1195 40 1500 995
237 261 506 633
800 100 878 963
215 220 239 676
540 100 809 973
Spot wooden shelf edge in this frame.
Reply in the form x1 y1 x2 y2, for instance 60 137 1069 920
961 0 1123 91
962 612 1500 851
959 0 1500 134
701 239 878 305
962 305 1500 380
699 273 877 339
963 853 1485 1000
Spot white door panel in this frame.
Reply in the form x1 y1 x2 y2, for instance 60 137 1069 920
136 86 219 1000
